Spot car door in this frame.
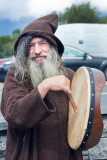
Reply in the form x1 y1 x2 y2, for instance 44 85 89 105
62 46 94 71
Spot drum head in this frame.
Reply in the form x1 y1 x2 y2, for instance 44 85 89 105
67 67 91 150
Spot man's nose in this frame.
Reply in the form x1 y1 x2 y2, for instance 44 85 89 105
34 44 42 54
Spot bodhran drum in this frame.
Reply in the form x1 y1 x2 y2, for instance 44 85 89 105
67 66 106 150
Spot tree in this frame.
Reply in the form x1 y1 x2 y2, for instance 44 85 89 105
0 29 20 58
58 2 100 24
99 16 107 23
12 29 21 41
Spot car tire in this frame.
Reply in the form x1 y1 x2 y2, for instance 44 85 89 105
104 67 107 81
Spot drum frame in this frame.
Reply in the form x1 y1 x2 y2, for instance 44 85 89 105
67 66 105 150
79 67 95 149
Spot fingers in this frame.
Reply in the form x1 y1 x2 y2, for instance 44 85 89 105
44 75 71 94
63 85 72 96
64 76 71 91
58 75 71 95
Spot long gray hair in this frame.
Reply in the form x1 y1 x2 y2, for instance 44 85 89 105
15 35 63 82
15 35 33 80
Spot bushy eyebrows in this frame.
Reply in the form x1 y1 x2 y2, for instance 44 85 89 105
40 39 48 43
30 39 48 44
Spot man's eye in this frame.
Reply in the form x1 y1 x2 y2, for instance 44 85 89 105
41 42 46 45
29 44 34 48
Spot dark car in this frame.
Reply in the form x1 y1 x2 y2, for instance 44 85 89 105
62 46 107 80
0 56 15 82
0 47 107 82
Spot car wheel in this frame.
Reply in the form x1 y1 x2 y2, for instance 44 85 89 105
104 67 107 81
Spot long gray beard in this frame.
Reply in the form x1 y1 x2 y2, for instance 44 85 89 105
28 47 63 88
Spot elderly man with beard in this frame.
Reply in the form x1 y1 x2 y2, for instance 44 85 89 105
1 14 83 160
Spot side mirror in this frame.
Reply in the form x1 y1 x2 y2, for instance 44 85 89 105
83 53 87 60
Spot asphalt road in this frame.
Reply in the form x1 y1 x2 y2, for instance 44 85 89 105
0 82 4 102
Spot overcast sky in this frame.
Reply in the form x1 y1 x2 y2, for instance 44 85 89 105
0 0 107 21
0 0 107 36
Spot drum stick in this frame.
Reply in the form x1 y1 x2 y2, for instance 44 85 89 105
68 95 78 112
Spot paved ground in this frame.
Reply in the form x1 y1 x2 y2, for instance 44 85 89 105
0 82 4 102
101 82 107 114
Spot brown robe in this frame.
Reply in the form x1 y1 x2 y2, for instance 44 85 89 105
1 66 83 160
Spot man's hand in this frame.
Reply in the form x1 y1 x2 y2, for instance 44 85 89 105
38 75 72 99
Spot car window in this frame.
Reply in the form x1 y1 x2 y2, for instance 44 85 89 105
62 46 84 58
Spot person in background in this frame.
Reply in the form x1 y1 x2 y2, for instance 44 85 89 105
1 14 83 160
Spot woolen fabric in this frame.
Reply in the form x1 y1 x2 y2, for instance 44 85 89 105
1 66 83 160
14 14 64 57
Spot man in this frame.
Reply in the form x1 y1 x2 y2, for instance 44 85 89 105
1 14 83 160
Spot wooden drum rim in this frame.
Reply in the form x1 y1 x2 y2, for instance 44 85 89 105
67 66 105 150
79 67 95 149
